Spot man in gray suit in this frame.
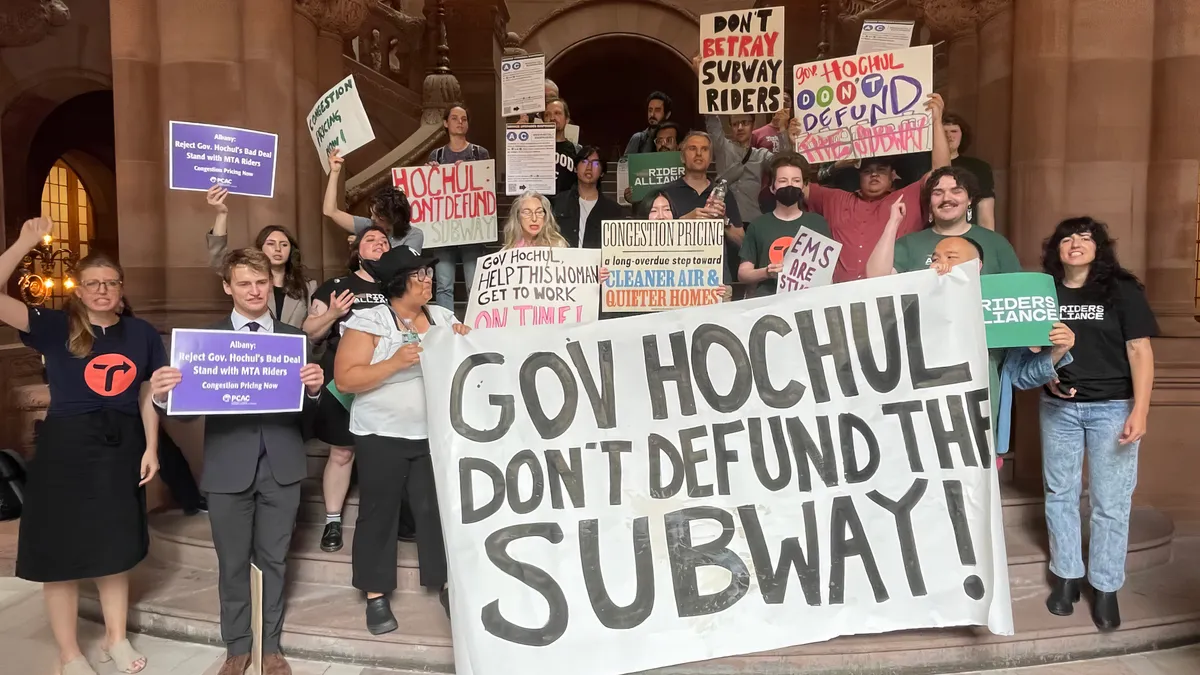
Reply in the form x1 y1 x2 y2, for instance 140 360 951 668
151 248 324 675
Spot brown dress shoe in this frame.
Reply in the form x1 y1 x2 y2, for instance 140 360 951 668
262 652 292 675
216 653 251 675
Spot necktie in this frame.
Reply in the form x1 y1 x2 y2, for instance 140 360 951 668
247 321 260 332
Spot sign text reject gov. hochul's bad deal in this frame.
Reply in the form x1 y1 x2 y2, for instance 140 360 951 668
167 329 307 415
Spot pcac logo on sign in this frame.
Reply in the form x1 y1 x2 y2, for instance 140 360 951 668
221 393 251 404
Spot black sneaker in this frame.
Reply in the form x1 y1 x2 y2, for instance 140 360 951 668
321 521 343 552
439 587 450 619
196 496 208 513
366 595 398 635
397 527 416 543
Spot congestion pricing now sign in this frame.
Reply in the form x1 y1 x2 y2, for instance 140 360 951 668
792 45 934 165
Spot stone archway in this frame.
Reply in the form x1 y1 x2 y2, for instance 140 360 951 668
521 0 700 157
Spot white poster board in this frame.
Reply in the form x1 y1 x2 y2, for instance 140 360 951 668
420 264 1013 675
792 45 933 164
307 75 376 174
465 247 601 329
698 7 785 114
392 160 497 248
777 226 841 293
501 54 546 117
504 124 557 196
600 219 724 313
857 20 915 54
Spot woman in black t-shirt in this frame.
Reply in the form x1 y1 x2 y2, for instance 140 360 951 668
0 218 165 674
1038 216 1157 632
301 226 391 553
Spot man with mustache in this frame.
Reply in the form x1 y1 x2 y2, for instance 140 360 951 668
624 91 673 156
866 165 1020 277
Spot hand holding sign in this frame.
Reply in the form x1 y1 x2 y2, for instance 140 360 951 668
925 92 945 122
150 366 183 404
1048 322 1075 359
207 186 229 214
328 148 344 174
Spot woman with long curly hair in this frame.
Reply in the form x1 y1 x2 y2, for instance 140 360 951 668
1038 216 1157 631
502 191 569 249
204 186 317 329
0 218 164 674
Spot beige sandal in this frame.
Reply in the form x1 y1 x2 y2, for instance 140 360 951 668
61 656 97 675
99 638 147 674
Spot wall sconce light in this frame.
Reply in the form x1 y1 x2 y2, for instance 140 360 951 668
18 235 78 306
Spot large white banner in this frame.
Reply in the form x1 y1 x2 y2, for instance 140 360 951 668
422 266 1013 675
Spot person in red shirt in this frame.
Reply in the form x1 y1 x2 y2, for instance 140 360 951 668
751 88 792 153
804 93 950 283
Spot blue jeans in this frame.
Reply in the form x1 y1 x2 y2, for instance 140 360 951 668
1039 394 1140 592
432 244 483 312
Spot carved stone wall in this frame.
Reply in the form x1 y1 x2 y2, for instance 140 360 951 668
0 0 70 48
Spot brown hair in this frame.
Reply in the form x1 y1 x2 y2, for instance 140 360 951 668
66 252 124 358
253 225 310 299
221 248 272 284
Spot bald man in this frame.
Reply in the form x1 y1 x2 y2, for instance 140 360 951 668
929 236 1075 465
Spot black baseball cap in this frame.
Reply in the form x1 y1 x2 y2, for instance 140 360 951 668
369 245 437 285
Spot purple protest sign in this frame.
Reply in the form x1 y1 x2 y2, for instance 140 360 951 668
169 121 279 198
167 328 306 415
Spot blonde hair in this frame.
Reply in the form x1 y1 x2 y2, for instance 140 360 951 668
66 252 124 358
503 191 568 249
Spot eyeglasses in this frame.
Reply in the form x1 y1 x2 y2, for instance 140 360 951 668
520 208 547 220
409 267 433 281
579 160 602 169
81 280 123 292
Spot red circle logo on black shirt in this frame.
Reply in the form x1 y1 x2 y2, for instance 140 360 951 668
84 353 138 397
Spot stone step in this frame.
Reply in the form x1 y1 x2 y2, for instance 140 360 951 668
82 536 1200 674
146 505 1175 599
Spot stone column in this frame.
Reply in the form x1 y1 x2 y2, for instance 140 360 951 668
974 2 1014 235
441 0 502 161
156 0 247 321
944 30 979 125
1007 0 1073 492
1061 0 1155 279
1007 0 1071 266
110 0 167 312
1144 0 1200 336
243 0 297 234
293 10 325 278
318 29 352 278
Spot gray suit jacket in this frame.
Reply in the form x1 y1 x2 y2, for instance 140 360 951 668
206 232 317 329
192 317 317 494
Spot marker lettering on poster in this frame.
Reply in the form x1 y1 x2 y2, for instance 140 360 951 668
777 227 842 293
420 265 1013 675
393 160 498 249
466 247 601 329
792 46 933 164
699 8 786 114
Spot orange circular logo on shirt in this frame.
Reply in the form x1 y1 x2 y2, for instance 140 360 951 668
84 353 138 397
769 236 793 265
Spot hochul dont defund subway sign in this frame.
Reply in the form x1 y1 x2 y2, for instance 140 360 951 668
420 266 1014 675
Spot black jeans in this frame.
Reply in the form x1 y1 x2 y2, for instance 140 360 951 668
351 435 447 593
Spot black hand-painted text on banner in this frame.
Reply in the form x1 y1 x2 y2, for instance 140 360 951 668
420 266 1014 675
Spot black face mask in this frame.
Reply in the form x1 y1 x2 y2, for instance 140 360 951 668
774 185 803 207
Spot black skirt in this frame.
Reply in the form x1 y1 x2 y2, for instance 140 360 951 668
17 409 149 582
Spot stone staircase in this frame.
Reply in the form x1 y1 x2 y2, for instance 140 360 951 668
78 441 1200 674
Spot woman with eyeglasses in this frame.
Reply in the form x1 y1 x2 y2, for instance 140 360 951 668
0 218 164 675
204 186 317 329
502 190 570 249
333 246 469 634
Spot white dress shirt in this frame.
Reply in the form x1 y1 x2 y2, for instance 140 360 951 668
230 309 274 333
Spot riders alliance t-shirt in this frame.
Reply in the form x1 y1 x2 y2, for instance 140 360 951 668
1051 279 1158 401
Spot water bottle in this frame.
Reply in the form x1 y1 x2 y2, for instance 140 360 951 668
710 178 728 207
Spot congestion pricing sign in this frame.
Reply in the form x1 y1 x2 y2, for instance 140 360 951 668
392 160 498 249
699 7 785 114
792 45 933 165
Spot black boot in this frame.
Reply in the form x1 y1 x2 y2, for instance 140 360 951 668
439 587 450 619
321 521 343 553
1091 590 1121 631
366 595 399 635
1045 574 1081 616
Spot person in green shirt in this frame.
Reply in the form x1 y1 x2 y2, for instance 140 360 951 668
865 165 1021 278
737 153 832 297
